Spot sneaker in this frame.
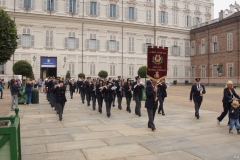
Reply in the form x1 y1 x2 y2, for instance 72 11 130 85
217 119 220 125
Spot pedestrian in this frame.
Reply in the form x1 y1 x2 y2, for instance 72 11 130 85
217 80 239 125
38 79 43 93
189 78 206 119
33 79 38 88
47 77 54 107
229 100 240 134
8 80 10 89
0 78 3 99
10 79 21 111
157 78 167 115
24 78 33 105
81 77 86 104
90 79 97 110
132 76 144 117
69 78 76 99
103 80 114 117
85 77 91 106
112 79 116 107
124 78 132 113
145 80 158 131
116 80 123 110
96 79 104 114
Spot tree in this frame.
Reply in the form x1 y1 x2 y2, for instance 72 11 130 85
12 60 33 77
78 73 85 78
138 66 147 78
0 8 18 65
65 71 71 79
98 70 108 78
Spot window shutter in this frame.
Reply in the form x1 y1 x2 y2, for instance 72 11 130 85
193 17 195 26
76 0 80 13
132 37 135 51
142 43 146 53
185 15 188 26
31 35 34 47
97 2 100 16
43 0 47 10
149 10 151 21
1 0 5 5
97 40 100 50
199 18 202 24
189 16 192 26
146 10 148 21
107 4 110 17
86 1 90 14
65 38 68 49
178 46 180 55
19 0 24 7
75 38 79 49
46 30 49 46
158 11 161 23
54 0 58 11
126 7 129 19
116 5 119 18
171 46 174 55
233 67 235 77
65 0 69 12
18 35 22 46
116 41 119 51
27 28 30 34
50 30 53 47
199 45 201 54
85 39 89 50
134 8 138 20
165 12 168 24
106 40 109 50
31 0 35 9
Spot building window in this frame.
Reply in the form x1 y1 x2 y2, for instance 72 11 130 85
185 41 190 56
110 64 116 76
146 10 151 22
200 39 206 54
46 30 53 48
185 66 189 77
159 11 168 24
191 41 196 55
66 0 79 13
173 12 178 25
206 7 210 13
191 67 196 77
201 66 206 77
193 17 202 26
161 39 166 47
86 1 99 15
90 63 95 75
110 4 116 17
65 32 79 49
107 35 119 51
185 3 189 9
69 63 75 75
86 33 100 50
171 40 180 56
126 7 137 20
196 6 200 11
212 65 218 77
161 0 165 4
173 1 178 6
90 2 97 15
185 15 191 27
18 28 34 47
0 65 5 74
129 36 134 52
19 0 35 9
0 0 6 6
146 0 151 2
129 65 134 76
142 38 152 53
212 36 218 53
227 64 234 77
173 66 177 77
43 0 58 11
227 33 233 51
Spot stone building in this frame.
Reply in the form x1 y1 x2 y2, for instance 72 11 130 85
0 0 213 82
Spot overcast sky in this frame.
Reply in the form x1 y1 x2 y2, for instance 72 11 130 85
214 0 239 18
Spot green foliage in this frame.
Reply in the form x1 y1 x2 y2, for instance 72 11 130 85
98 70 108 78
12 60 33 77
138 66 147 78
0 8 18 65
78 73 85 78
65 71 71 79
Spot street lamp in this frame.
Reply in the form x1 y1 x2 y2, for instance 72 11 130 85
33 55 36 67
63 57 67 68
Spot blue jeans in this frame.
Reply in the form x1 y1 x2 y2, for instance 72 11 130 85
229 118 240 130
24 92 32 104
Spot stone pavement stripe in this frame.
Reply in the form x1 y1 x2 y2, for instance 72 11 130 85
99 118 141 125
22 150 86 160
46 139 108 152
125 150 203 160
71 130 123 141
22 114 58 119
43 127 90 136
21 122 64 130
87 123 134 132
22 144 47 155
140 138 204 153
21 135 73 146
82 143 153 160
102 135 158 146
40 116 79 123
184 143 240 160
20 118 41 124
62 119 104 128
152 130 200 140
228 140 240 148
116 128 165 136
21 129 44 138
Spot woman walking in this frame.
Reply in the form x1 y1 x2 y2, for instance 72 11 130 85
217 80 240 125
124 79 132 113
10 79 21 111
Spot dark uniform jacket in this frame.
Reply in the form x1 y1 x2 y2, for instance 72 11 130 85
85 81 91 94
54 86 67 104
189 84 206 102
48 80 53 93
124 83 132 98
69 82 76 91
81 81 86 93
132 82 144 98
230 107 240 119
96 84 104 99
103 85 114 102
145 81 157 110
90 83 97 96
77 81 82 92
222 88 240 103
116 84 123 97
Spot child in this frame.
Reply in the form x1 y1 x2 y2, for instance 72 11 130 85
229 101 240 134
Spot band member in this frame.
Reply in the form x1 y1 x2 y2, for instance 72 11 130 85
90 79 97 110
85 77 91 106
47 77 54 107
80 77 86 104
96 80 104 113
124 79 132 113
157 79 167 115
145 80 158 131
76 78 81 93
52 77 60 109
54 80 67 121
45 78 49 100
132 76 144 117
77 78 82 94
217 80 240 125
69 78 76 99
189 78 206 119
116 80 123 110
112 79 116 107
103 80 114 117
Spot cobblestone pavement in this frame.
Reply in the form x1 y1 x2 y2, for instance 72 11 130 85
2 85 239 160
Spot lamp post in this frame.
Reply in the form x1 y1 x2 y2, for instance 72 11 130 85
33 55 36 67
63 57 67 68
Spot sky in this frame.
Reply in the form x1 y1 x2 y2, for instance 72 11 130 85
214 0 239 18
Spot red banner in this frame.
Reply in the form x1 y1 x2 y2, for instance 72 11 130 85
147 46 168 81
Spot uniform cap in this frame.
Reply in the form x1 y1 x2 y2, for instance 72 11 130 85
195 78 201 82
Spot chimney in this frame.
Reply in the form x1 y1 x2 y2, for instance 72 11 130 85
219 10 223 20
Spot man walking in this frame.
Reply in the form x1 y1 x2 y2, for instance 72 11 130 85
132 76 144 117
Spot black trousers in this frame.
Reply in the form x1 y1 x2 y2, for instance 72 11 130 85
117 96 122 109
92 95 96 110
70 90 74 98
86 93 91 105
56 102 65 119
126 97 132 111
158 97 165 113
194 100 202 117
81 92 85 103
0 89 3 99
134 96 141 115
106 100 113 116
218 102 231 123
147 104 157 129
112 94 116 106
97 97 103 112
